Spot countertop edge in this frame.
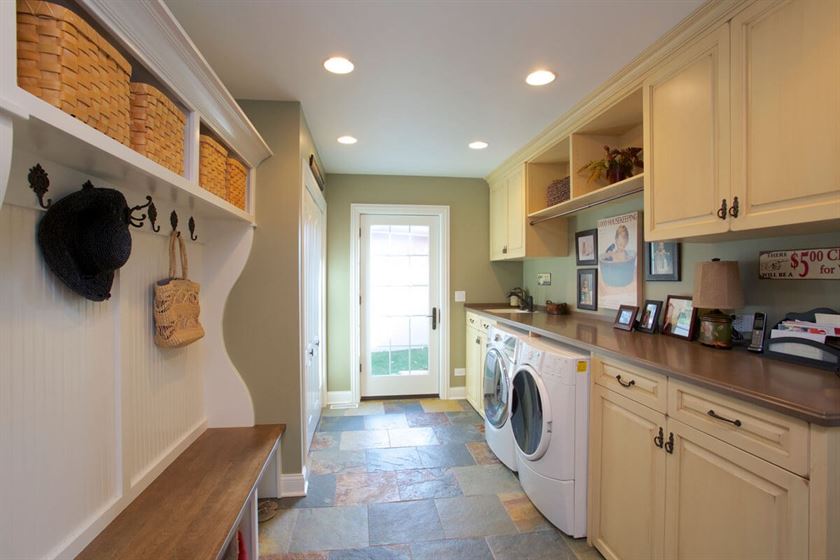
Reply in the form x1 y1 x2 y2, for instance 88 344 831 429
465 306 840 427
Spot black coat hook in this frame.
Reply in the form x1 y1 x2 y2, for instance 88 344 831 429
188 216 197 241
127 196 155 229
170 210 179 232
28 163 51 209
148 199 160 232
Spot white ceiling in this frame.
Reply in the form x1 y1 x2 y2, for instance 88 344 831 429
165 0 703 178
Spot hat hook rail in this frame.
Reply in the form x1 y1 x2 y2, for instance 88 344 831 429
27 162 203 240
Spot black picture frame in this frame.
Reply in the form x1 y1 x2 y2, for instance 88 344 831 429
575 229 598 266
645 241 681 281
662 295 697 340
637 299 663 334
577 268 598 311
613 305 639 331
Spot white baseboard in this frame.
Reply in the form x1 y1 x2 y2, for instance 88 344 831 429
280 469 308 497
327 390 353 405
447 386 466 399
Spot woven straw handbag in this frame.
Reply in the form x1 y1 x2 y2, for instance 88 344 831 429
154 232 204 348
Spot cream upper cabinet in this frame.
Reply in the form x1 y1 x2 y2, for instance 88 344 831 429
644 25 731 241
730 0 840 231
489 179 508 260
589 385 667 560
664 419 809 560
505 166 525 258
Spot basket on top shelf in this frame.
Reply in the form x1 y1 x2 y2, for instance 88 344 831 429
546 176 571 207
226 158 248 210
16 0 132 146
199 133 228 199
130 82 185 175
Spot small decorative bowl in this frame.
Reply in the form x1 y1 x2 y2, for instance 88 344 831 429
545 301 568 315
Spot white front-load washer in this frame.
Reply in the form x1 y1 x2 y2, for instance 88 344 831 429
483 324 521 472
511 335 590 537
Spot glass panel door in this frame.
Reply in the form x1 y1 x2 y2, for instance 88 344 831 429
361 214 441 397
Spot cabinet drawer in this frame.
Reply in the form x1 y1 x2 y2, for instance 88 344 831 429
466 312 495 334
667 379 809 476
479 317 495 332
593 356 667 413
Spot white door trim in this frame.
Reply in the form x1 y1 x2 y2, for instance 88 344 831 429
350 204 450 403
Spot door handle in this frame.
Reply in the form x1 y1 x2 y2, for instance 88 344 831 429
654 426 664 449
716 198 728 220
616 375 635 388
728 196 740 218
707 409 742 427
664 432 674 454
431 307 438 330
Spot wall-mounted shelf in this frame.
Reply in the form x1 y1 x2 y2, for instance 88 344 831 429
528 172 644 224
10 88 254 224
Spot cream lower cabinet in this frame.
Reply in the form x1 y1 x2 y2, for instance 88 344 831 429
465 323 483 415
589 356 814 560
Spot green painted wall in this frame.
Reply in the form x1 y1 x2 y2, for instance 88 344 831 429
325 174 522 393
523 196 838 329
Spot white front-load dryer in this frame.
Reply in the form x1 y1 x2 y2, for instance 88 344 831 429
483 324 520 472
511 336 590 537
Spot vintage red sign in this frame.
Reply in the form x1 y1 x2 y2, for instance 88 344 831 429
759 248 840 280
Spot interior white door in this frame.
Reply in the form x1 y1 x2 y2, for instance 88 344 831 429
302 169 325 453
360 214 441 397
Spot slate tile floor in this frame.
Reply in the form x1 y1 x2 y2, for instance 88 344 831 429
260 398 604 560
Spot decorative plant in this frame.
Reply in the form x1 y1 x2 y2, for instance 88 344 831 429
578 145 643 184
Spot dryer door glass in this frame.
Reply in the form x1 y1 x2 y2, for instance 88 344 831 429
511 367 544 457
483 348 508 429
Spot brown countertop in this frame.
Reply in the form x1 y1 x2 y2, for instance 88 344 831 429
77 424 285 560
466 304 840 426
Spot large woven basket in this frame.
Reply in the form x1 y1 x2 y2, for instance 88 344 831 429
17 0 132 146
226 158 247 210
199 134 228 199
130 82 185 175
546 176 571 207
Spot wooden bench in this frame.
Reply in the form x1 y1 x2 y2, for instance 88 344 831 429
77 424 285 560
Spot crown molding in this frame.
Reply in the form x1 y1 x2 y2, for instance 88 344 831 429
78 0 272 168
486 0 748 185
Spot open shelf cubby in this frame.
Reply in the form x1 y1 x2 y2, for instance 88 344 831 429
526 88 644 221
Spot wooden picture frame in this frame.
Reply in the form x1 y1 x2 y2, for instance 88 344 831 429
637 299 663 334
645 241 681 281
613 304 639 331
662 295 697 340
575 229 598 266
577 268 598 311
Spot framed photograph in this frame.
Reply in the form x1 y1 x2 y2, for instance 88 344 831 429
597 211 642 309
613 304 639 331
662 295 697 340
645 241 681 281
575 229 597 266
637 299 663 334
577 268 598 311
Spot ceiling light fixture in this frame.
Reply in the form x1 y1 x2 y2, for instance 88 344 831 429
324 57 354 74
468 141 489 150
526 69 556 86
337 135 357 145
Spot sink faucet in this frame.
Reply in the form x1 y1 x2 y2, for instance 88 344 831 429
523 295 534 312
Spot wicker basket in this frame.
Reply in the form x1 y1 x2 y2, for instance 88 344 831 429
546 176 571 207
199 134 228 199
17 0 131 146
130 82 185 175
226 158 248 210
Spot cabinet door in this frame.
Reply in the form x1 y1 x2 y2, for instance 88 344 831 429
730 0 840 231
589 386 667 560
664 418 809 560
465 325 481 412
489 180 508 261
643 25 731 241
506 167 525 259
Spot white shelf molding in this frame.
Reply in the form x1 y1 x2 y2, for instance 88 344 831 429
528 173 644 224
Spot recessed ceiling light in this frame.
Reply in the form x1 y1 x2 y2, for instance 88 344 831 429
337 135 357 145
324 57 354 74
469 141 489 150
526 69 556 86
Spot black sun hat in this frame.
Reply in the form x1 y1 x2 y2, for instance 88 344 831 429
37 181 133 302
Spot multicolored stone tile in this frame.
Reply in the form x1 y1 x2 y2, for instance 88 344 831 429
339 430 390 451
445 410 483 424
450 464 522 496
259 507 299 555
434 495 518 538
405 412 450 427
387 427 438 447
419 399 464 413
410 538 494 560
368 500 444 545
343 401 386 416
309 449 367 475
498 491 552 533
396 468 461 500
279 475 336 509
486 529 575 560
327 544 411 559
335 472 400 505
383 401 424 414
311 432 339 451
365 447 424 472
364 413 409 431
416 443 476 468
288 505 369 552
318 416 366 432
432 424 484 444
465 441 501 465
262 552 329 560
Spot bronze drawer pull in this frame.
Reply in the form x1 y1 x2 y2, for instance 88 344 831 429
707 409 742 427
616 375 635 388
717 198 727 219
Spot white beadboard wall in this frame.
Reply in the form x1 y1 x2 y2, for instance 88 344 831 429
0 155 209 558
